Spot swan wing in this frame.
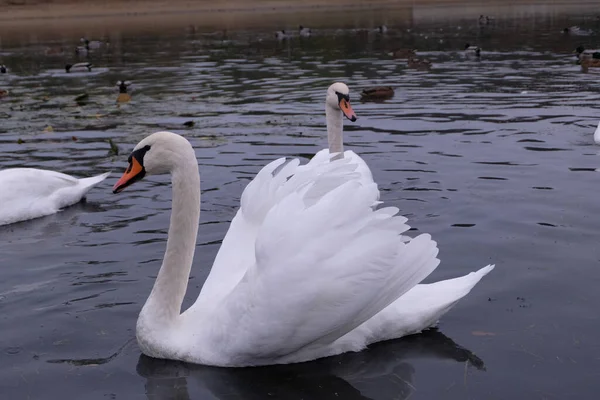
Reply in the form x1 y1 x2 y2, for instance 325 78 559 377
198 157 370 305
305 149 376 192
210 160 439 365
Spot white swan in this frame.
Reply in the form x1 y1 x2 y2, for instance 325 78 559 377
112 131 494 367
302 82 376 191
0 168 109 226
594 121 600 144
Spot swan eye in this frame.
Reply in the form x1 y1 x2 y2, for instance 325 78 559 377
335 91 350 104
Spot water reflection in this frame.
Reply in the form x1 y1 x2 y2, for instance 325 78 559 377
136 330 484 400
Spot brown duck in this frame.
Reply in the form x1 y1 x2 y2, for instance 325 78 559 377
116 80 132 103
360 86 394 101
581 58 600 73
387 48 416 58
407 57 432 70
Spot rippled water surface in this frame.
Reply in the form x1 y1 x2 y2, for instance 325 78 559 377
2 3 600 399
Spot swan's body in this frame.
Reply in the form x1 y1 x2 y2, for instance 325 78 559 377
0 168 109 226
113 131 494 367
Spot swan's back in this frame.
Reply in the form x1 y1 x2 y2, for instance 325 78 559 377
0 168 109 225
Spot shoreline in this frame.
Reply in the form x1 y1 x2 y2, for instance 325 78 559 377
0 0 598 41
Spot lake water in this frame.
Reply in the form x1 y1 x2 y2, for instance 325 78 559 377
2 2 600 399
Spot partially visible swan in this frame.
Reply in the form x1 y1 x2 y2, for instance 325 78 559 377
301 82 376 192
112 130 494 367
594 121 600 144
0 169 109 226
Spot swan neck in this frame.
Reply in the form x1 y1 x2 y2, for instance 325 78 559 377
326 103 344 159
142 151 200 324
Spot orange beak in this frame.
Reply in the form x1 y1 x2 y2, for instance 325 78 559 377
113 157 144 193
339 98 357 122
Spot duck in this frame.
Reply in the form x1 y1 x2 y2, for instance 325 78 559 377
65 62 93 73
387 48 416 58
478 15 494 25
116 80 132 103
75 44 89 56
407 56 432 70
80 37 104 49
580 57 600 72
360 86 394 101
563 26 593 36
574 45 600 63
111 130 494 366
464 43 481 57
44 46 65 56
275 30 288 40
1 64 7 73
0 169 110 226
376 25 388 34
0 89 7 98
299 25 311 37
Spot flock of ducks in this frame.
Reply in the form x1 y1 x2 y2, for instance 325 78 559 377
0 35 132 102
0 81 493 367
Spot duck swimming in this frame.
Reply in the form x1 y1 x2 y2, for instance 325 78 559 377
299 25 311 37
116 80 132 103
360 86 395 101
275 30 287 40
1 65 7 73
65 62 93 73
464 43 481 57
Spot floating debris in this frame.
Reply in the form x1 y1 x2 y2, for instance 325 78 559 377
17 138 24 144
43 126 54 133
107 139 119 156
183 120 195 127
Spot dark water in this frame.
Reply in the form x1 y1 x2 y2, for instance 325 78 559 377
2 3 600 399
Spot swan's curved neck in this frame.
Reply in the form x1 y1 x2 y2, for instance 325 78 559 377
140 150 200 326
326 103 344 159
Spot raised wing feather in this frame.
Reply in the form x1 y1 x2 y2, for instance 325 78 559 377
198 157 373 308
211 161 439 366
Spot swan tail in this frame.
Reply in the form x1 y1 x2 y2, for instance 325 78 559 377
341 264 496 350
77 171 110 191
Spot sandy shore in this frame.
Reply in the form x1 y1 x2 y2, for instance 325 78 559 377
0 0 596 39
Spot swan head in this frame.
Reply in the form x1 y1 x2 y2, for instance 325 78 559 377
112 131 192 193
326 82 357 122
